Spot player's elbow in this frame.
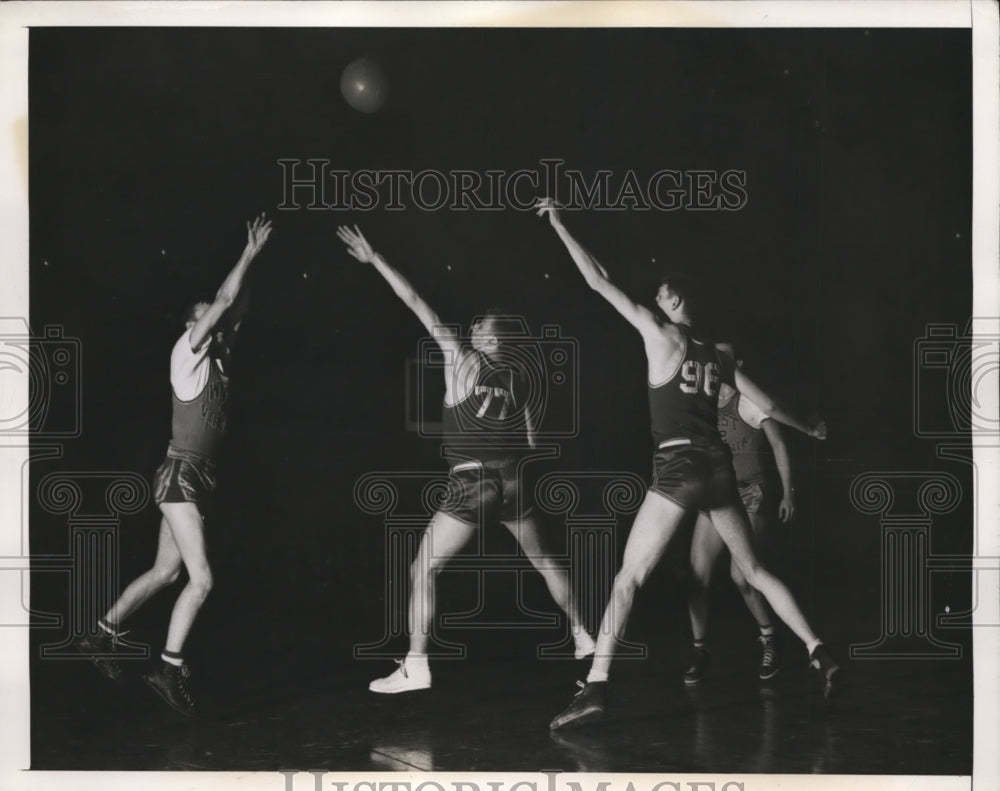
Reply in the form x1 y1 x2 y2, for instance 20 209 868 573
213 292 236 311
586 273 610 294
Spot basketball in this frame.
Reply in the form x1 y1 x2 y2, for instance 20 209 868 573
340 57 387 114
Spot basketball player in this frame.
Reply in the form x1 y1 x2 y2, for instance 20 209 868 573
74 213 272 717
534 200 840 730
335 225 595 694
684 345 799 685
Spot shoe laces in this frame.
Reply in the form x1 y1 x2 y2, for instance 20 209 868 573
394 659 408 679
573 680 586 696
759 636 776 665
175 664 193 703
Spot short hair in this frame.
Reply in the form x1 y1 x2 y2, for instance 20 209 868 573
658 272 701 315
183 301 210 326
472 308 529 338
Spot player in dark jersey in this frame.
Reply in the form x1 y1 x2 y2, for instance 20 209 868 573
535 201 840 729
336 225 595 694
684 344 801 685
74 214 272 717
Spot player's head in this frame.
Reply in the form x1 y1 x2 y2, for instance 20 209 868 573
184 301 233 354
470 308 525 355
184 301 211 329
655 273 699 324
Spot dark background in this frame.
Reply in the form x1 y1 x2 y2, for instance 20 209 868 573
29 26 973 753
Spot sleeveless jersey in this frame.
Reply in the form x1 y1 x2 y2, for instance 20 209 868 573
717 393 770 484
170 358 230 459
442 352 528 462
648 325 735 444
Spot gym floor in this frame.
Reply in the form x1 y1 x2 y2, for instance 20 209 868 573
30 612 973 774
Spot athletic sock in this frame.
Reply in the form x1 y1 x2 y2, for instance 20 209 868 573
693 638 707 651
162 650 184 667
759 625 775 638
586 669 609 684
404 652 429 669
806 639 822 656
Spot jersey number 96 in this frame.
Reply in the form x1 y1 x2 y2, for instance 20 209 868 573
679 360 721 398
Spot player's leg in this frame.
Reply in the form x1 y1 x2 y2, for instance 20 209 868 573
142 501 212 717
685 512 725 683
594 492 688 673
504 514 595 659
409 511 477 654
106 517 184 627
75 518 183 681
728 510 780 679
709 503 840 695
709 504 812 643
369 510 477 694
550 491 688 729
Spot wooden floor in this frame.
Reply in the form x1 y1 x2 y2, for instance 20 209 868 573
32 624 973 774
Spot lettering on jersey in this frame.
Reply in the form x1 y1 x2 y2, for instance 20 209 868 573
474 385 512 419
718 412 753 451
200 379 230 431
679 360 721 398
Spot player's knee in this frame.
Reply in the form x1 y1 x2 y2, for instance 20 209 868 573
410 557 437 583
188 567 213 599
153 563 181 587
730 565 752 596
738 561 766 590
612 568 645 600
690 562 713 592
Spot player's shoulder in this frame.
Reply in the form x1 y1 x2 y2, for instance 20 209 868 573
737 393 768 427
171 328 195 357
648 319 685 345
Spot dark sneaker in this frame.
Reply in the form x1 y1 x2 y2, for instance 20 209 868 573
550 681 607 730
73 631 125 682
758 634 781 681
684 647 712 685
143 662 198 717
809 644 841 699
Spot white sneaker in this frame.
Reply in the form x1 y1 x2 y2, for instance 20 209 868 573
369 659 432 694
574 632 597 660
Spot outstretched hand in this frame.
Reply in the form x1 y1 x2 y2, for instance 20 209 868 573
535 197 562 227
337 225 377 264
246 213 273 256
809 419 828 440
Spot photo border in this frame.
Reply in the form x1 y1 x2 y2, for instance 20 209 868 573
1 2 996 791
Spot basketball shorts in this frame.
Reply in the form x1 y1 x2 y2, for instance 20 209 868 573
650 437 740 512
439 457 532 527
737 478 775 515
153 444 217 510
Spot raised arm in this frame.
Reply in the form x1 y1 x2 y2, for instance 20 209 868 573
190 213 272 350
336 225 463 365
734 367 826 440
536 199 662 341
761 418 795 522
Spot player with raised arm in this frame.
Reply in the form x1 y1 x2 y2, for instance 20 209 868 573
534 200 840 730
684 344 801 685
74 213 272 717
336 224 595 694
